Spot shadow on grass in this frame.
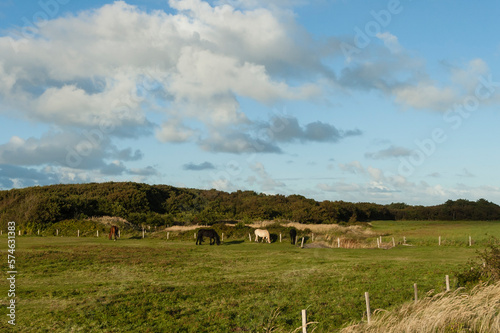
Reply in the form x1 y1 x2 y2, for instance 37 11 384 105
223 240 245 245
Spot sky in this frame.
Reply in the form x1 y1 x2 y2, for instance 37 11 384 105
0 0 499 206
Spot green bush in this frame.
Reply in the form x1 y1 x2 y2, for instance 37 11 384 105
456 237 500 287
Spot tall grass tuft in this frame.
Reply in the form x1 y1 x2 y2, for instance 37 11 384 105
340 282 500 333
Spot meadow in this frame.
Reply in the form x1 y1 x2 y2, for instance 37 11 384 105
1 220 499 332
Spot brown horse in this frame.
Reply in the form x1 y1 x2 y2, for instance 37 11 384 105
109 226 119 241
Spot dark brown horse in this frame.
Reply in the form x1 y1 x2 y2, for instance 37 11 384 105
289 228 297 245
109 226 119 241
196 229 220 245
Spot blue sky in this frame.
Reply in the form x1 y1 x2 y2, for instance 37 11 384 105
0 0 499 205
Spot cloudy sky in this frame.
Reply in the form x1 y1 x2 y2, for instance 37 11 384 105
0 0 499 205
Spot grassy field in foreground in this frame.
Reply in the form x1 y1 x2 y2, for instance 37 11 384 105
1 220 499 332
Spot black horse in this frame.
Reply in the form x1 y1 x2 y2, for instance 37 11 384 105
289 228 297 245
196 229 221 245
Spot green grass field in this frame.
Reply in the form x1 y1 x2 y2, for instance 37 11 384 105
1 220 499 332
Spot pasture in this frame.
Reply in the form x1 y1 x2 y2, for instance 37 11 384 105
1 220 499 332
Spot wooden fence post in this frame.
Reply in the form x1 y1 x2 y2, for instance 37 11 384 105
56 229 58 236
338 237 340 248
249 233 251 242
439 236 441 246
280 233 282 243
142 227 145 239
167 232 169 240
301 237 304 248
365 292 371 324
414 283 418 303
469 236 472 247
78 230 80 237
301 309 307 333
392 237 395 247
97 230 99 237
446 275 450 291
403 236 406 244
376 238 380 248
38 229 40 235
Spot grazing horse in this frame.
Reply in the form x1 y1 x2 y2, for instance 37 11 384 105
289 228 297 245
254 229 271 243
196 229 221 245
109 226 119 241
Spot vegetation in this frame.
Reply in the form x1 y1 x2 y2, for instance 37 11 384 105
340 281 500 333
455 237 500 287
1 219 493 332
2 182 500 232
341 237 500 332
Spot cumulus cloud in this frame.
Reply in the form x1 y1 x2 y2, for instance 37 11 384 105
183 161 216 171
365 145 412 160
266 116 362 143
248 162 285 192
0 164 59 189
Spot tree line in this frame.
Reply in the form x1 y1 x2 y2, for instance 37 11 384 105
1 182 499 231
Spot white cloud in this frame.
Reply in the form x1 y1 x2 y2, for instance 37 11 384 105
0 0 326 147
249 162 285 191
394 82 458 111
376 32 402 54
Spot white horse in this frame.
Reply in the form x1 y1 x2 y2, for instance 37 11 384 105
254 229 271 243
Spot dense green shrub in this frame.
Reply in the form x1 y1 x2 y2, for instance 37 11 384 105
456 237 500 287
1 182 500 232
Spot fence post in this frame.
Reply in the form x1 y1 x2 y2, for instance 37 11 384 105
301 309 307 333
377 238 380 248
469 236 472 247
312 233 314 242
280 233 282 243
403 236 406 244
439 236 441 246
392 237 395 247
38 229 40 235
338 237 340 248
249 233 252 242
118 230 121 238
167 232 169 240
78 230 80 237
365 292 371 324
142 227 145 239
56 229 58 236
97 230 99 237
414 283 418 303
446 275 450 291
